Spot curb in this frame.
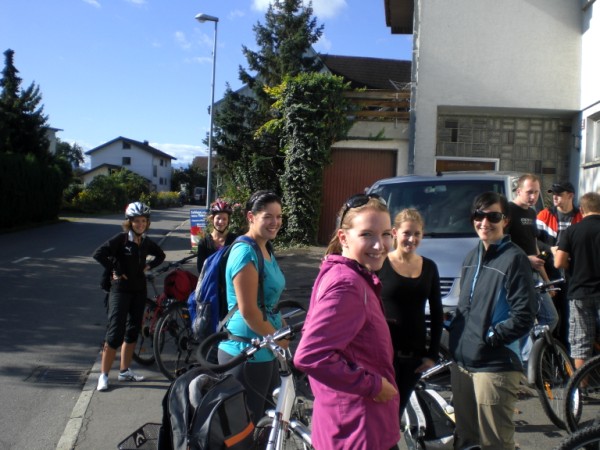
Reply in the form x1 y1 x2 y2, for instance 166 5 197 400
55 219 190 450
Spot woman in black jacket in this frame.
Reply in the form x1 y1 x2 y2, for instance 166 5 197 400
93 202 165 391
448 192 536 449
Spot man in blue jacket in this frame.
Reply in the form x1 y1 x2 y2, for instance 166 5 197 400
449 192 537 450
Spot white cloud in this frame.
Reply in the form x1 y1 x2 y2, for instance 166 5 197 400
314 33 332 52
152 142 206 168
186 56 213 65
251 0 346 19
83 0 101 8
174 31 192 50
229 9 245 19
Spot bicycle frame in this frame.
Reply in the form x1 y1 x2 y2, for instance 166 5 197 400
261 339 312 450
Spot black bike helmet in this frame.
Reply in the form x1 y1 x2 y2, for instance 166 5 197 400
125 202 151 219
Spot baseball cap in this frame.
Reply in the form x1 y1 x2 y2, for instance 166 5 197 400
547 181 575 194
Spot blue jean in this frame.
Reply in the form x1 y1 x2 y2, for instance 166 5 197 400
520 273 559 362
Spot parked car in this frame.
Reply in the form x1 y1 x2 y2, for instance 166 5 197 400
192 187 206 205
367 171 544 314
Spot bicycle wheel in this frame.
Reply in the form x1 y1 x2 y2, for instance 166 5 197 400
132 298 158 366
253 415 313 450
531 338 573 430
565 354 600 432
153 301 196 380
555 423 600 450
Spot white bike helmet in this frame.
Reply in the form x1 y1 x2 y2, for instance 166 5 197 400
125 202 151 219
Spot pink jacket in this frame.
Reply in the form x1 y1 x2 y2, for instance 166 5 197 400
294 255 400 450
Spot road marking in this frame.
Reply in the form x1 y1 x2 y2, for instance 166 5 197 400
42 247 55 253
12 257 30 264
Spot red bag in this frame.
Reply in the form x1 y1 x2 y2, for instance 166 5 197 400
162 269 198 302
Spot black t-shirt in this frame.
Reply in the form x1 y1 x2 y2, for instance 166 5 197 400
378 256 443 360
506 202 538 255
558 215 600 299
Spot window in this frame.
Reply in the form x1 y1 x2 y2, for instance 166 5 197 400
122 157 131 165
160 159 164 166
153 165 158 177
445 120 459 143
122 142 131 149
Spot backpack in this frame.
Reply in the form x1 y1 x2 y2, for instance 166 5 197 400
158 366 254 450
164 269 198 302
188 236 267 341
403 386 455 449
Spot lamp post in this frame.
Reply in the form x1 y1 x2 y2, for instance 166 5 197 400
195 13 219 207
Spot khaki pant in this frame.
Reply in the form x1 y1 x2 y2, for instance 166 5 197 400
451 365 521 450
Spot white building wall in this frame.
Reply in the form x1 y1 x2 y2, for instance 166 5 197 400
580 1 600 194
413 0 582 174
89 140 172 192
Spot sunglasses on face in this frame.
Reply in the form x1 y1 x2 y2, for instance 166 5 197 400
339 194 387 226
471 210 505 223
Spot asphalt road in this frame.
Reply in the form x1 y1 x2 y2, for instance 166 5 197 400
0 206 192 450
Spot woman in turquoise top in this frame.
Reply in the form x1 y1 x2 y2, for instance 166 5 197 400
217 190 287 423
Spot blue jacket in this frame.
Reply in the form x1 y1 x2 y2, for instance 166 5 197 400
448 235 536 372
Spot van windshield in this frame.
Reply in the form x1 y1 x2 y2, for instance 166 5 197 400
370 179 506 237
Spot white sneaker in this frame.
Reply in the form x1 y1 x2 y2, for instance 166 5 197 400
118 368 144 382
97 373 108 391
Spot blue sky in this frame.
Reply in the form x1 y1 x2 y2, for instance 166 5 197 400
1 0 412 168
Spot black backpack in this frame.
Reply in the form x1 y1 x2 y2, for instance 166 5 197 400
158 367 255 450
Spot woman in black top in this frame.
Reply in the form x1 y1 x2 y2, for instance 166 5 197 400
196 200 238 274
93 202 165 391
378 208 443 416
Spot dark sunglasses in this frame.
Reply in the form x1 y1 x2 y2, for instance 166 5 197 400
471 210 505 223
339 194 387 226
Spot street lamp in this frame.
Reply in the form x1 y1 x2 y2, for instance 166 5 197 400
195 13 219 207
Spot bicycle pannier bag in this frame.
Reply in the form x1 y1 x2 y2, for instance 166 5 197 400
163 269 198 302
158 367 254 450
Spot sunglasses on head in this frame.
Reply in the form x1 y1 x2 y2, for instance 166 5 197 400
339 194 387 226
471 210 505 223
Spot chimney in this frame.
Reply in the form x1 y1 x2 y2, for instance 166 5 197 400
143 140 149 145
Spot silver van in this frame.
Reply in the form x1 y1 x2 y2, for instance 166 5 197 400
367 171 543 313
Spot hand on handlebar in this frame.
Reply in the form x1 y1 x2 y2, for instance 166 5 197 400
373 377 398 403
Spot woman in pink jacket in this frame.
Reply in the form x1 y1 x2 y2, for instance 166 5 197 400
294 194 400 450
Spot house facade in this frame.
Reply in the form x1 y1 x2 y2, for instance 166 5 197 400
84 137 175 192
385 0 600 195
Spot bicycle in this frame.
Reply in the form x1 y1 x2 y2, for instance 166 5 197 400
525 277 573 430
196 308 312 450
131 254 196 367
563 352 600 433
554 423 600 450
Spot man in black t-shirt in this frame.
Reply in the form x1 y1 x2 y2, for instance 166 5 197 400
505 174 559 360
555 192 600 369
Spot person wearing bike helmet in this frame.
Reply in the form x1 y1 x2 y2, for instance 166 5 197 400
93 201 165 391
196 199 238 273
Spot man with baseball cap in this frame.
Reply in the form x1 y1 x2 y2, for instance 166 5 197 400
537 180 583 345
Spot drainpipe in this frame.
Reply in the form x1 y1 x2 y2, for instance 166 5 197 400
408 0 421 175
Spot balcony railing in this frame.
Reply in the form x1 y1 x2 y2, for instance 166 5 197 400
344 89 410 122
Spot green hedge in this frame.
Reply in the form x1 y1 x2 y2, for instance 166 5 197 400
0 153 63 228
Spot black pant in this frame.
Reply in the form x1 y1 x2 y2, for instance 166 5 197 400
218 349 278 424
105 289 146 348
395 356 423 417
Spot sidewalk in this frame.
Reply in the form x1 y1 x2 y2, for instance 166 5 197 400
57 222 324 450
58 220 570 449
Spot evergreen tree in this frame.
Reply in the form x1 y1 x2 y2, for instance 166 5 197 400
213 0 323 196
55 139 85 167
0 49 49 160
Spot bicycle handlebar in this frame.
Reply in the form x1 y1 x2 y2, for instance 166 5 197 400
535 277 565 293
196 321 305 373
146 254 196 279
